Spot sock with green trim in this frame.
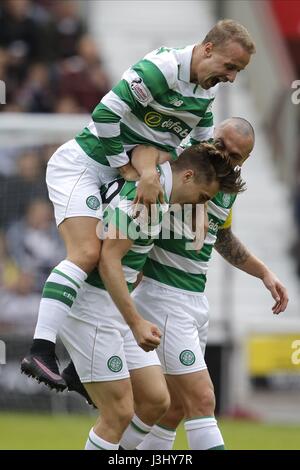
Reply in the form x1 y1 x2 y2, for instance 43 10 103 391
137 424 176 450
34 260 87 343
85 428 119 451
120 414 152 449
184 416 225 450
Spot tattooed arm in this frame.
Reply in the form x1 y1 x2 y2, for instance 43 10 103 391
215 227 257 273
214 227 289 314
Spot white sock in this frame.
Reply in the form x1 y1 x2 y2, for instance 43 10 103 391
137 424 176 450
85 428 119 450
184 416 225 450
120 414 152 449
34 260 87 343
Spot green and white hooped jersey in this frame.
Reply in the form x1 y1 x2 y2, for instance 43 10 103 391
143 192 237 293
86 162 172 291
75 45 218 167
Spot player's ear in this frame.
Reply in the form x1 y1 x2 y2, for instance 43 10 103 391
203 42 213 58
183 169 194 183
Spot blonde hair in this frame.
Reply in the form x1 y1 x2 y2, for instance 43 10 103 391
202 19 256 54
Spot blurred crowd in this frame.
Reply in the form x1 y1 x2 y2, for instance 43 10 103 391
0 0 112 332
286 31 300 279
0 0 111 113
0 145 65 333
292 150 300 278
270 0 300 279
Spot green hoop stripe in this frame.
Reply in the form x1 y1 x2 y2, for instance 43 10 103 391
130 421 149 435
52 269 80 289
42 282 77 308
184 415 214 422
156 423 177 432
88 436 105 450
92 102 122 124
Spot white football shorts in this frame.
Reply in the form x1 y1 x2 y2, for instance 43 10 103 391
46 139 119 226
132 277 209 375
59 281 160 382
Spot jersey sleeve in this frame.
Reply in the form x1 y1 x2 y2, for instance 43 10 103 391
91 48 177 169
129 48 178 100
91 94 130 168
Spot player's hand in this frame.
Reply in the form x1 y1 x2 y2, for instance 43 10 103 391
131 318 162 352
133 171 165 211
262 271 289 314
118 163 140 181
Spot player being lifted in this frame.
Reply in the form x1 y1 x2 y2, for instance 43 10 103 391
58 143 245 450
21 20 255 389
59 118 288 450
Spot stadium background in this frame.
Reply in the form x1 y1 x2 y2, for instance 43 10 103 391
0 0 299 450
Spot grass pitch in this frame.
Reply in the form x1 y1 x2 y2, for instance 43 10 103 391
0 413 299 450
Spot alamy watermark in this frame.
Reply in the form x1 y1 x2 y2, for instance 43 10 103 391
0 340 6 364
0 80 6 104
96 203 206 251
291 339 300 365
291 80 300 105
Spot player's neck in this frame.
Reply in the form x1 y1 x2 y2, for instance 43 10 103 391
169 173 183 204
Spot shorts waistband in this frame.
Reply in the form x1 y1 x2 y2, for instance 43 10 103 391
141 276 207 297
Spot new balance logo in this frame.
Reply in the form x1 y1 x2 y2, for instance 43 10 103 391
169 97 183 107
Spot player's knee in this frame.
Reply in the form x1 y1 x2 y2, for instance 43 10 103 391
165 400 184 428
184 386 215 417
76 244 100 271
103 400 135 433
157 388 171 417
147 389 171 421
196 387 216 416
116 403 135 430
113 394 135 427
